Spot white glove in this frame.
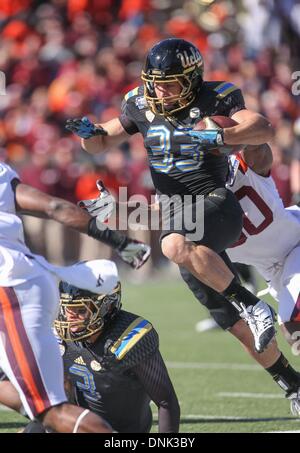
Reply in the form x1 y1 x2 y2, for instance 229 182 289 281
78 180 115 222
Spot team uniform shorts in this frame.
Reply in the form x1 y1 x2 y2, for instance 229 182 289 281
268 245 300 324
0 271 67 419
160 187 244 330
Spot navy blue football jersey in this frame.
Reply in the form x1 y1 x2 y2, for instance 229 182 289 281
120 82 245 197
61 310 159 432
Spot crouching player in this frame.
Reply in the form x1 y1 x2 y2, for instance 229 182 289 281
0 275 180 433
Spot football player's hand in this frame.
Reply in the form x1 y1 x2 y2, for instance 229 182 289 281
78 180 115 222
187 129 224 147
117 239 151 270
65 116 108 139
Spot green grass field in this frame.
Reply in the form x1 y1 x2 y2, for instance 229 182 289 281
1 274 300 433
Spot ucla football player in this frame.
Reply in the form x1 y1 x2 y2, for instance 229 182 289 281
0 276 180 433
66 38 276 354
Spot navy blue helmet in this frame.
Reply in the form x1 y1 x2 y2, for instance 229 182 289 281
54 281 122 341
141 38 204 116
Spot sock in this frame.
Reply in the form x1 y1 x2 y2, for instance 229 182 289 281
88 218 127 250
266 353 300 396
222 279 260 313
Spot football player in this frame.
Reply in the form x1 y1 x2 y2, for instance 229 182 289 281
180 143 300 416
79 143 300 417
0 278 180 433
226 144 300 347
0 161 150 433
66 38 276 354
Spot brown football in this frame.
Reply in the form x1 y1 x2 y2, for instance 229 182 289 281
193 115 242 156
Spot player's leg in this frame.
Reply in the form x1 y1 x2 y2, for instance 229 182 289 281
231 315 300 417
229 320 300 406
161 188 252 290
17 408 112 433
165 193 276 355
0 371 112 433
39 403 112 433
0 370 23 413
180 261 274 351
0 275 111 433
161 188 242 291
17 405 112 433
229 320 279 367
179 265 300 413
279 287 300 352
22 420 46 433
195 264 257 333
162 235 233 290
0 373 45 432
275 254 300 416
275 246 300 352
281 321 300 351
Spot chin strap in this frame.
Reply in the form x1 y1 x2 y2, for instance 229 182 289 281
73 409 90 433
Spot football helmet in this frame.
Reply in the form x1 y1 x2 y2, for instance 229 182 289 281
54 281 121 342
141 38 204 117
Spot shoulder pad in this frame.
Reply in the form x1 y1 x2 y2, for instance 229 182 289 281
124 86 140 101
213 82 239 99
108 314 159 368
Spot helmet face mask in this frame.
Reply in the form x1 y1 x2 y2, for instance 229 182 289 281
141 38 204 117
54 282 122 342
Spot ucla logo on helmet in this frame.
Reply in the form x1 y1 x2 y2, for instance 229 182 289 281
177 47 202 69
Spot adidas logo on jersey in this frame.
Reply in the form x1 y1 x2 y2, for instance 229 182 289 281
74 356 86 365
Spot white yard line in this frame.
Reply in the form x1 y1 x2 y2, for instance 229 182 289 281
1 404 298 432
177 415 254 420
264 430 300 433
166 362 262 371
218 392 283 399
152 414 255 421
153 414 300 422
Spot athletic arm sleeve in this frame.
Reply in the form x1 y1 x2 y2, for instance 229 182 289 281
119 98 139 135
132 350 180 433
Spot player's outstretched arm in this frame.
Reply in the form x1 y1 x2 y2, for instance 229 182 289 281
14 182 92 233
224 109 274 146
66 116 129 155
13 181 150 269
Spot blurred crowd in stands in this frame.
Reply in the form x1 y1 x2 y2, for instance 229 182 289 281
0 0 299 273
